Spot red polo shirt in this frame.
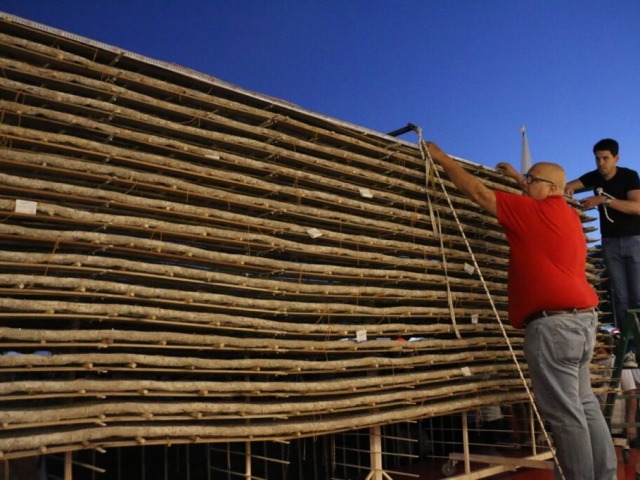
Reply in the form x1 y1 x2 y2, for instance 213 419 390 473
495 191 598 329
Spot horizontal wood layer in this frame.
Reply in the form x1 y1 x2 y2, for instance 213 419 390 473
0 15 606 459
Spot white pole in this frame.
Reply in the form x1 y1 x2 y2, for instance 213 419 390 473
520 125 532 173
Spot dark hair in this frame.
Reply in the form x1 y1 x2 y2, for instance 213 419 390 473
593 138 619 156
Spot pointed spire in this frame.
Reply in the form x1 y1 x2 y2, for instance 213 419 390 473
520 125 532 173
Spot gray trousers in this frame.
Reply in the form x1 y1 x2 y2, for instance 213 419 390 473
524 311 617 480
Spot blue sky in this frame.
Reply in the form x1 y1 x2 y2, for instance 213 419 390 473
1 1 639 197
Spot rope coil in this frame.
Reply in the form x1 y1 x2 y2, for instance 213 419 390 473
596 187 615 223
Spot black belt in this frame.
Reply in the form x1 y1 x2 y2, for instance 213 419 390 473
525 308 595 325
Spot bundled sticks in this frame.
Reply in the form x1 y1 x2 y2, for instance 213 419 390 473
0 13 601 460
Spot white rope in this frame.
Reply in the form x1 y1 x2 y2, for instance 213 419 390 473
436 208 461 340
415 129 565 479
596 187 615 223
417 134 461 340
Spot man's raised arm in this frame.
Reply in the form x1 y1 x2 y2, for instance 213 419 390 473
426 142 497 216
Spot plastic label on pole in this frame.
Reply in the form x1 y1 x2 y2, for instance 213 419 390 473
356 330 367 343
15 199 37 215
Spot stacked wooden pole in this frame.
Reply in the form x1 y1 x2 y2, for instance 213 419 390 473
0 12 602 461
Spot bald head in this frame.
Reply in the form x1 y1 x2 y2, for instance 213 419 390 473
530 162 566 194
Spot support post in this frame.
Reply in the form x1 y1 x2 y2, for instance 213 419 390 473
245 441 251 480
364 426 394 480
64 452 72 480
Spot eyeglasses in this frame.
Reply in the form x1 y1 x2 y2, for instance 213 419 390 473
522 173 555 186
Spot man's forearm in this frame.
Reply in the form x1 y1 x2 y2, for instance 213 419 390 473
437 155 482 198
496 162 525 189
427 143 497 215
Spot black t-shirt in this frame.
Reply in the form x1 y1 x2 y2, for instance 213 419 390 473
579 167 640 237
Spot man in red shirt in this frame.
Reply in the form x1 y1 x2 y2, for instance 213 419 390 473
425 142 616 480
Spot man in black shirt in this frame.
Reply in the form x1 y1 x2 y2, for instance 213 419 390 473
566 139 640 364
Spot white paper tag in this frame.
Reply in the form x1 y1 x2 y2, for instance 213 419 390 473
461 366 472 376
463 263 475 275
358 188 373 198
356 329 367 343
14 199 37 215
471 314 479 324
307 228 322 239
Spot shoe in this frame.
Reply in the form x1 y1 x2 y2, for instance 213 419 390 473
624 351 638 368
